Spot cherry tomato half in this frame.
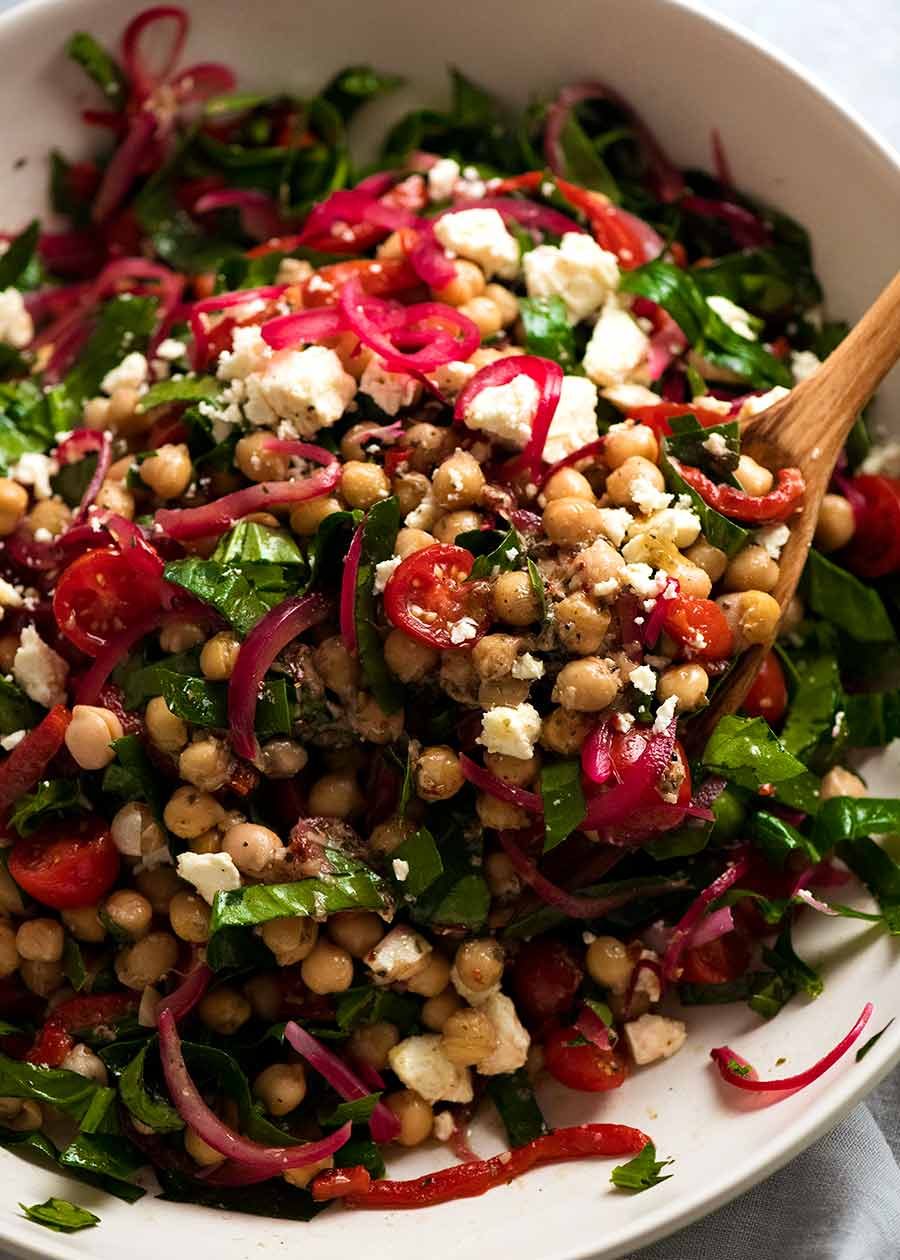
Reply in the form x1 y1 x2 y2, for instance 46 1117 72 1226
383 544 492 650
51 992 138 1036
544 1026 628 1092
302 258 420 308
841 475 900 578
680 931 751 985
607 728 692 828
8 815 119 910
25 1017 73 1067
661 594 734 661
53 546 164 656
742 651 788 723
511 938 584 1026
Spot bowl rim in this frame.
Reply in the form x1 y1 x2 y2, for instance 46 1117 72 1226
0 1 897 1258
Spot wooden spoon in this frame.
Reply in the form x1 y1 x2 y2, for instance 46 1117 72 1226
687 268 900 750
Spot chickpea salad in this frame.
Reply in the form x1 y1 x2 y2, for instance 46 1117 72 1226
0 4 898 1233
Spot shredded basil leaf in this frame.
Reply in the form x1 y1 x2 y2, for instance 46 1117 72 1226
856 1019 895 1062
210 866 391 933
540 760 586 853
66 31 127 108
391 827 444 898
20 1197 99 1234
0 220 40 291
212 521 306 567
322 64 404 121
804 550 895 643
138 375 220 411
9 778 88 838
0 676 40 737
118 1042 183 1133
519 296 578 368
610 1142 674 1192
486 1068 548 1147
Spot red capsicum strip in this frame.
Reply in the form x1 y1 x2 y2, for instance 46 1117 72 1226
311 1123 650 1207
0 706 71 815
673 461 805 524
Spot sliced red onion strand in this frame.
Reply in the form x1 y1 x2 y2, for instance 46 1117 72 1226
581 721 613 786
261 437 339 464
122 5 189 102
582 721 677 830
710 1003 873 1095
680 195 770 249
454 355 564 477
156 962 212 1024
92 110 158 223
459 754 543 812
75 610 164 705
535 439 606 490
284 1021 401 1145
444 194 585 240
793 889 838 916
194 189 289 241
641 578 679 648
340 521 364 656
339 279 480 375
691 776 728 810
261 305 347 351
158 1009 352 1167
56 429 113 523
662 854 751 981
573 1004 612 1051
189 283 291 368
688 906 735 949
710 128 734 187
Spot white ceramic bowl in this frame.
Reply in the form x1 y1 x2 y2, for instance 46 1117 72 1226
1 2 899 1258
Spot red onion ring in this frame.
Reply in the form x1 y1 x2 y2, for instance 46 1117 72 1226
92 111 158 223
194 189 290 242
687 906 735 949
122 5 189 102
641 577 679 649
441 195 585 240
455 354 564 478
156 962 212 1024
535 439 606 490
284 1022 401 1145
261 306 347 351
459 754 543 812
662 853 750 981
189 283 291 368
581 721 613 786
582 720 677 830
340 520 364 656
681 195 770 249
339 278 480 374
55 429 113 523
75 609 165 705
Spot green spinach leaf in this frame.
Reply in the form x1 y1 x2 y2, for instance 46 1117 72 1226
540 760 586 853
486 1068 548 1148
519 296 578 368
20 1197 99 1234
804 550 895 643
610 1142 674 1192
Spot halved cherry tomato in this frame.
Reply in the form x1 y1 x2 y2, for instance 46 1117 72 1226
51 992 138 1036
606 728 692 829
841 475 900 578
383 544 492 650
680 931 751 985
742 651 788 723
627 401 726 439
8 815 119 910
53 546 164 656
544 1025 628 1092
661 594 734 661
302 257 420 308
511 938 584 1026
25 1017 73 1067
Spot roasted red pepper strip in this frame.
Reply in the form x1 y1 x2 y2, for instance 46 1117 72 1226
0 706 71 815
313 1166 373 1201
25 1017 74 1067
312 1123 650 1208
673 461 805 524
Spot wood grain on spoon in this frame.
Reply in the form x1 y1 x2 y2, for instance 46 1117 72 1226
688 269 900 750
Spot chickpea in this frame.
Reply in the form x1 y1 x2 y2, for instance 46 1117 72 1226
553 656 619 712
258 739 308 779
369 816 416 856
458 295 503 338
415 745 465 802
347 1021 400 1071
814 493 855 552
235 432 288 482
222 823 283 876
543 467 595 502
200 631 240 681
820 766 867 800
341 422 389 463
605 455 665 509
0 477 27 536
0 633 19 672
185 1127 225 1167
20 959 64 997
253 1063 307 1116
95 480 135 519
327 911 384 959
289 495 342 536
779 594 805 639
670 557 713 598
1 1099 42 1131
393 471 430 517
484 751 540 786
397 954 447 1000
723 544 780 594
199 986 252 1036
657 662 709 712
307 773 364 819
82 396 110 430
386 1089 434 1146
134 866 182 915
472 634 519 680
160 620 205 654
384 628 438 682
262 916 318 966
169 891 210 943
243 973 282 1022
484 851 521 899
138 443 192 499
476 791 528 831
684 537 728 582
62 704 122 771
604 422 659 470
405 422 454 473
301 940 354 994
115 931 179 990
421 987 463 1032
341 461 390 510
433 509 482 543
60 905 105 943
61 1043 108 1084
145 696 188 755
433 260 486 306
441 1008 497 1066
735 455 773 497
26 497 70 537
395 526 437 557
540 706 592 754
585 935 633 993
111 801 166 859
283 1156 333 1189
484 283 519 326
107 387 146 436
440 651 478 704
716 590 781 650
164 786 225 839
555 593 610 655
103 890 153 940
493 570 542 626
16 918 63 964
314 636 360 700
432 451 485 511
189 828 222 855
453 938 504 994
354 694 404 744
0 922 18 977
179 737 232 792
478 677 530 708
542 497 606 547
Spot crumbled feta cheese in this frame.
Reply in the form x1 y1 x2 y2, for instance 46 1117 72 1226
392 858 410 882
477 702 542 760
101 351 149 395
0 577 23 610
702 431 729 457
624 1013 687 1065
595 507 633 549
388 1034 474 1104
0 729 25 751
32 527 53 544
738 386 790 420
601 384 666 412
583 297 650 386
176 851 241 904
242 346 357 435
366 925 432 983
614 711 635 733
433 1110 455 1142
9 452 57 501
707 295 756 341
861 442 900 477
433 209 519 280
155 338 186 362
754 523 791 560
523 232 619 323
0 287 33 348
621 562 663 598
476 993 531 1075
629 475 673 515
13 625 68 708
542 376 600 464
217 325 272 381
374 555 402 594
634 949 663 1002
462 373 539 447
449 616 480 645
511 652 544 681
831 710 845 739
428 358 477 399
790 349 821 382
427 157 461 202
404 487 438 530
359 355 418 416
629 664 657 695
653 694 678 730
627 506 702 549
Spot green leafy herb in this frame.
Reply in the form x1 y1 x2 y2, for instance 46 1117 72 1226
322 64 404 121
555 112 619 198
163 556 290 637
813 797 900 850
842 689 900 748
702 715 816 807
157 671 292 736
206 922 275 974
0 1053 114 1126
52 452 98 508
157 1166 323 1220
519 296 578 369
778 651 841 761
749 920 822 1019
610 1142 674 1192
665 413 740 482
0 379 61 470
302 508 362 591
486 1069 548 1148
503 872 690 940
62 936 88 992
119 1043 183 1133
750 810 819 867
804 550 895 643
0 676 40 737
212 521 306 567
679 977 755 1005
540 760 586 853
354 497 403 713
0 220 40 291
66 31 127 108
836 835 900 934
210 864 391 934
319 1092 381 1127
334 985 419 1035
54 296 157 426
138 375 219 412
102 736 164 815
468 525 527 579
645 820 712 860
58 1133 145 1195
9 778 88 837
856 1019 895 1062
20 1197 99 1234
661 438 748 556
391 827 444 898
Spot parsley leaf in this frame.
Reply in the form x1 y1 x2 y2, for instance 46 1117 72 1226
610 1142 674 1192
20 1197 99 1234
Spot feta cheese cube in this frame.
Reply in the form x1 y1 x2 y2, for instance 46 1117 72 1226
404 486 438 530
449 616 480 645
738 386 790 420
433 1110 455 1141
374 555 402 594
754 522 790 560
583 298 650 387
365 925 432 983
629 664 657 695
627 506 702 549
702 431 729 457
523 232 620 323
0 729 25 751
155 338 186 362
624 1013 687 1065
359 355 418 416
433 209 520 280
176 851 241 904
653 694 678 730
392 858 410 882
476 993 530 1075
462 373 539 447
791 349 821 382
244 346 357 435
101 351 149 395
477 702 542 760
542 376 600 464
9 452 57 501
13 625 68 708
594 507 633 549
388 1034 474 1104
601 383 665 412
707 295 756 340
620 560 663 597
217 325 272 381
0 287 33 348
427 157 461 202
511 652 544 681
